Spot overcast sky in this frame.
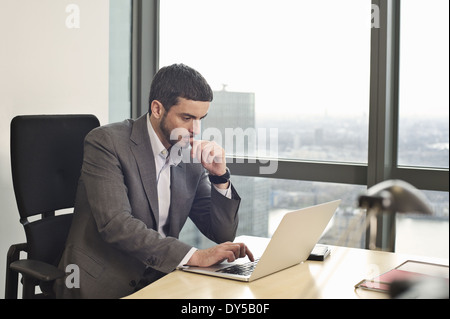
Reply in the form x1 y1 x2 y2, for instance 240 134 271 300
159 0 448 119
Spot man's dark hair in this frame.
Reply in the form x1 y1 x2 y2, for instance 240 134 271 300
148 63 213 113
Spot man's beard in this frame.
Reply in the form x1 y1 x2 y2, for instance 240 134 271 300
159 113 191 149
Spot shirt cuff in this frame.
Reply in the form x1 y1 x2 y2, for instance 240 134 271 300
177 247 198 269
213 183 232 199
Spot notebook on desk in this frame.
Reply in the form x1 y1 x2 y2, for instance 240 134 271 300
181 199 341 282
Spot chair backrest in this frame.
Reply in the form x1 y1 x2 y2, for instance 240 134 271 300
10 114 100 264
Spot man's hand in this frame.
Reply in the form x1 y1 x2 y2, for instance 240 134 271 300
191 140 226 176
187 242 254 268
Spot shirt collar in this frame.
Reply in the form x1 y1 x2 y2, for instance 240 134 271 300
146 113 183 167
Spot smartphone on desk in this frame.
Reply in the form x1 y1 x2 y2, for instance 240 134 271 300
307 245 330 261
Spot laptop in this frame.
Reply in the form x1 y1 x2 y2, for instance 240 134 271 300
181 199 341 282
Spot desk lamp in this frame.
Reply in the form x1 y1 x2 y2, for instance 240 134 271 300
358 179 433 250
357 180 448 298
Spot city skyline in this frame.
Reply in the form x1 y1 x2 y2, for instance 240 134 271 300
201 87 449 169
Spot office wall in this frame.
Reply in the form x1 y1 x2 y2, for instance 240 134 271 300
0 0 109 298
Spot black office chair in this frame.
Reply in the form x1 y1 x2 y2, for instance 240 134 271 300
5 114 100 299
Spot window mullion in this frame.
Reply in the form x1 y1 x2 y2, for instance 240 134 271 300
367 0 401 251
367 0 399 188
131 0 159 118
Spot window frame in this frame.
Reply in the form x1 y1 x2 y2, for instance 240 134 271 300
131 0 449 251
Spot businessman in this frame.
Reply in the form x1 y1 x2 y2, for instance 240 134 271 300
55 64 253 299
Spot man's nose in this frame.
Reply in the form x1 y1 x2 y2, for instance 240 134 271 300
192 119 201 136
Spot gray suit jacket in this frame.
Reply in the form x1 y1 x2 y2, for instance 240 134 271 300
54 114 241 299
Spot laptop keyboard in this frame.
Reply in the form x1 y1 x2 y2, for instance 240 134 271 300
216 259 260 276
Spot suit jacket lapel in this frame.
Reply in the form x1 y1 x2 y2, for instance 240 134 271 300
129 114 159 226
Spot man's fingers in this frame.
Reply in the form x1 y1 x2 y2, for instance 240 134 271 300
225 250 236 263
222 242 254 262
190 140 202 163
187 242 255 267
236 243 254 261
190 140 224 164
201 142 215 164
245 245 255 262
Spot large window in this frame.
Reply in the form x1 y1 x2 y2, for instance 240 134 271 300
161 0 373 251
395 0 449 258
154 0 449 258
398 0 449 169
109 0 132 123
160 0 371 164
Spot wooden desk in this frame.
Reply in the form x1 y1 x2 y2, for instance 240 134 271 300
124 236 448 299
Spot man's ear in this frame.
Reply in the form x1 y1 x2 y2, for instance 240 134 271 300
150 100 165 119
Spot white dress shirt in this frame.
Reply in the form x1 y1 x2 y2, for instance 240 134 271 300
146 114 231 267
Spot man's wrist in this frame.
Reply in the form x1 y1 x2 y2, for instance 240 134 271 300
208 167 230 185
178 247 198 269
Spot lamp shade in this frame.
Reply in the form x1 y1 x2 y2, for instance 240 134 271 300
358 180 433 215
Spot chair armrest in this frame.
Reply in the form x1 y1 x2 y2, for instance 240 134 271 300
10 259 66 282
5 243 28 299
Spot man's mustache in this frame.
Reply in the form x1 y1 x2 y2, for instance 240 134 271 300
170 128 194 142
